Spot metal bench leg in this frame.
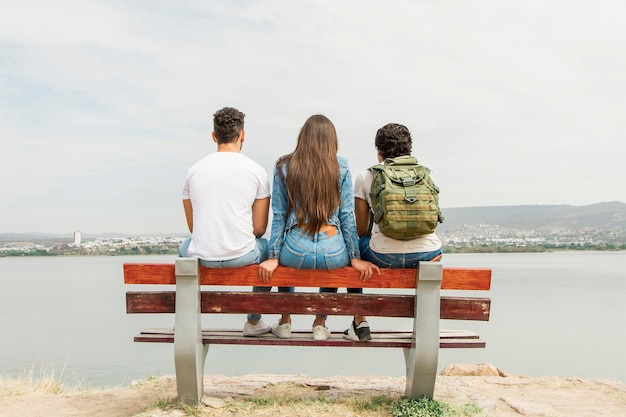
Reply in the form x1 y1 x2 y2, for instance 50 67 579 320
403 261 442 399
174 258 208 403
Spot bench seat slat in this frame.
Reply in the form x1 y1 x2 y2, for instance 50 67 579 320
138 328 480 338
126 291 491 321
133 328 485 349
123 264 491 290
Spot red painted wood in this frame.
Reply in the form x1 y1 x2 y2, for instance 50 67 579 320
124 263 175 284
133 329 485 349
126 291 175 313
126 291 491 321
124 263 491 290
124 262 492 351
443 268 491 290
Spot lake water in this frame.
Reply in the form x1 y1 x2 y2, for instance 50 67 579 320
1 252 624 387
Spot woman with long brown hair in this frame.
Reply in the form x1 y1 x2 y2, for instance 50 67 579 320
259 115 380 341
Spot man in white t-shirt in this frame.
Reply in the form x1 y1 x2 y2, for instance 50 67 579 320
354 123 443 266
179 107 278 337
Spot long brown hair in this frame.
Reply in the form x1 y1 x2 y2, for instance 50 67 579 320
277 115 340 232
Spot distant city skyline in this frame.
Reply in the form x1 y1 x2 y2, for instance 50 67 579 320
2 2 625 234
1 201 624 238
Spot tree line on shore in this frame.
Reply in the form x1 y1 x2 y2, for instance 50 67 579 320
2 242 624 257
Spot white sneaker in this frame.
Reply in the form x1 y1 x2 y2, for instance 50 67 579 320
243 319 271 336
312 325 331 341
271 322 292 339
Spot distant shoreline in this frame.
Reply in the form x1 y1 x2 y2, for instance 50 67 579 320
1 245 624 257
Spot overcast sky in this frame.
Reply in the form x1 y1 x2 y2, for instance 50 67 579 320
1 1 624 235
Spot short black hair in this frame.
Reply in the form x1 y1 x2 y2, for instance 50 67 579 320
213 107 245 143
374 123 412 160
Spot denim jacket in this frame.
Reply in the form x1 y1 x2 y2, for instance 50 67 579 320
268 155 360 260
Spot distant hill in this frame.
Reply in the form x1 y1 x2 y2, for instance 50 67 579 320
438 201 626 232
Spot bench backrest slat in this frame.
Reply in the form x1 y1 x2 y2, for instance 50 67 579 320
126 291 491 321
124 264 491 290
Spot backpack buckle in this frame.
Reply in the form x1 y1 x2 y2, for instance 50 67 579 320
402 178 415 187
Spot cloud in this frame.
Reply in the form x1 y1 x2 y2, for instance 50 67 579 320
1 0 625 233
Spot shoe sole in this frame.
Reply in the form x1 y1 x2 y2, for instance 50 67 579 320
343 333 372 341
271 326 292 339
243 328 271 337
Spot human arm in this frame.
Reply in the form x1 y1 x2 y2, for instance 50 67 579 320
258 164 289 281
355 197 370 237
267 164 289 259
350 258 380 281
251 197 270 238
258 258 279 282
182 199 193 233
336 158 360 259
353 170 372 237
338 160 380 279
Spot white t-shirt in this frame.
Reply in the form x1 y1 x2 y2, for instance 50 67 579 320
354 169 442 254
182 152 270 260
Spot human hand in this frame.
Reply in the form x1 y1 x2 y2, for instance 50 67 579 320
258 258 279 283
350 258 381 282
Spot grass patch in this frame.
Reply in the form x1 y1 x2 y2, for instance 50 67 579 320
0 362 68 397
392 398 450 417
233 394 334 413
349 394 397 411
137 398 205 417
139 395 486 416
130 375 176 392
392 398 486 417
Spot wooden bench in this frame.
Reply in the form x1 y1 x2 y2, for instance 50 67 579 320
124 258 491 402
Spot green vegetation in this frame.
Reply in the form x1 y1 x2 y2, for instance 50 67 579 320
3 241 624 257
443 242 626 253
350 395 397 412
392 398 449 417
143 395 487 417
0 249 57 257
391 398 485 417
0 242 180 257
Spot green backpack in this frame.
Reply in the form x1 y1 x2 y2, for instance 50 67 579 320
368 156 443 240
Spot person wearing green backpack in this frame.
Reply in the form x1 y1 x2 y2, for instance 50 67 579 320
341 123 443 342
354 122 443 267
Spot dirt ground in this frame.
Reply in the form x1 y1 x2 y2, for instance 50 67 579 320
1 372 624 417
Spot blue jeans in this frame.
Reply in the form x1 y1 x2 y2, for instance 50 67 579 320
280 227 353 319
178 237 291 322
359 236 443 268
179 237 270 267
279 226 350 269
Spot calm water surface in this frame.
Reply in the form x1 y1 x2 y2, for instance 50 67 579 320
1 252 624 387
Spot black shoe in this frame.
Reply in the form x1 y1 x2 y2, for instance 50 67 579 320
343 320 372 341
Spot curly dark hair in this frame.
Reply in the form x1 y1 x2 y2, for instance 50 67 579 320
374 123 413 160
213 107 245 143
